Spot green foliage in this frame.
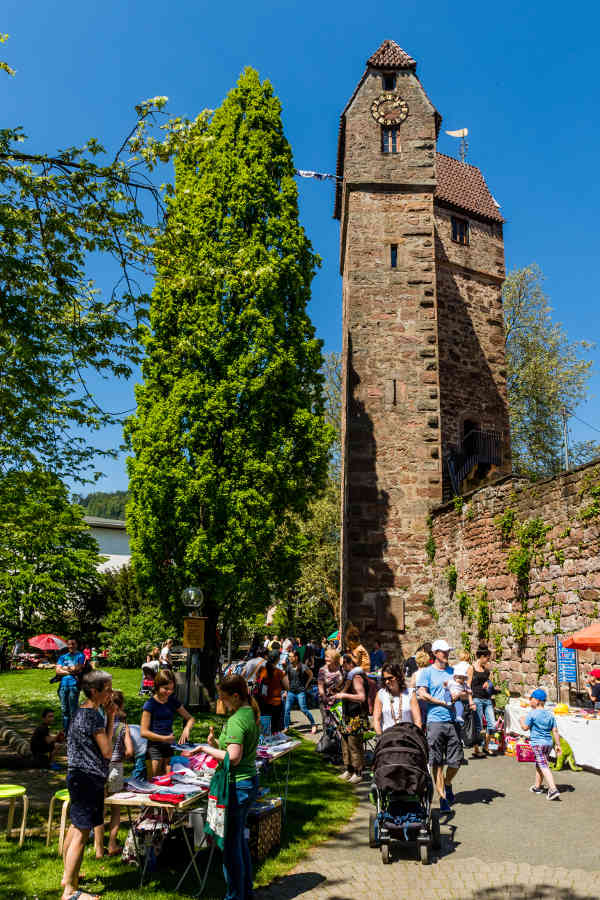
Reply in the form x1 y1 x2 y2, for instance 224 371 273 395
554 548 565 566
425 515 436 564
506 517 550 589
425 589 439 622
126 70 333 644
460 631 471 654
503 264 599 479
508 612 531 644
476 587 491 642
536 643 549 677
0 83 174 478
491 630 503 659
99 607 173 667
465 504 475 522
495 507 516 543
560 526 571 538
452 495 464 514
445 563 458 594
74 490 130 519
579 482 600 522
457 591 474 627
0 469 103 640
548 604 562 634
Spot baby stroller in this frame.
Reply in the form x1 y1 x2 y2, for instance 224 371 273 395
369 722 439 865
139 663 156 696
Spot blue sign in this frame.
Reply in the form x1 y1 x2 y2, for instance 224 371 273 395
555 636 578 684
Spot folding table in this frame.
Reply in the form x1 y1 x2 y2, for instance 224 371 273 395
105 788 214 893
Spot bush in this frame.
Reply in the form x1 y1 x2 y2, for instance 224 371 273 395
101 607 174 667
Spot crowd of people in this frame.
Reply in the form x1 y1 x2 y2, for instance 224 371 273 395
35 626 570 900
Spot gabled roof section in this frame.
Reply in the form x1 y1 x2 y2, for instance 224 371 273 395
434 153 504 223
367 39 416 70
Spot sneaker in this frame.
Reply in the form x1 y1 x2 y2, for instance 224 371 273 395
547 789 561 801
439 797 451 813
445 785 455 804
349 773 363 784
339 770 352 781
529 785 545 794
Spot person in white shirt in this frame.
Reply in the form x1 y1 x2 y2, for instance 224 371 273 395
373 663 422 734
159 639 173 669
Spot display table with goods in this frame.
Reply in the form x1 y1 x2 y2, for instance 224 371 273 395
503 699 600 769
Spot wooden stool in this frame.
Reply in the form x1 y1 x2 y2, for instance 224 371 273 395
0 784 29 848
46 788 70 854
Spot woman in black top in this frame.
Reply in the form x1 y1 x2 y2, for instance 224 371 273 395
471 645 496 757
333 654 368 783
61 669 115 900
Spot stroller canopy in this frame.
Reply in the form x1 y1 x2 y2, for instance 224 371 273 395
374 722 429 795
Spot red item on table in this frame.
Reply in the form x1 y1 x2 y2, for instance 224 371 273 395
151 775 173 786
149 792 185 805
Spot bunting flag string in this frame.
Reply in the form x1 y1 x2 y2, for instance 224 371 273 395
295 169 340 182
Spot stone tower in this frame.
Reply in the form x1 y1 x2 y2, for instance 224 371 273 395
336 39 511 650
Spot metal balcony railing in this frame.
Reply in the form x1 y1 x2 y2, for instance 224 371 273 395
445 428 503 498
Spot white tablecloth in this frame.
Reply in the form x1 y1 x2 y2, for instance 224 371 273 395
503 700 600 769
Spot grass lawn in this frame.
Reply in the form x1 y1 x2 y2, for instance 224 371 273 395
0 669 356 900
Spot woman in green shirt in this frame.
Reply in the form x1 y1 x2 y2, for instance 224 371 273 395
202 675 259 900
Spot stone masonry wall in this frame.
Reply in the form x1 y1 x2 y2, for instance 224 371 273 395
434 208 512 486
427 461 600 699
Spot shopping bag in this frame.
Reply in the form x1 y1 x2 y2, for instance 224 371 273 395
462 707 478 748
204 751 230 850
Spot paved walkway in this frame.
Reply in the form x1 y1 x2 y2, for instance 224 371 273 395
261 717 600 900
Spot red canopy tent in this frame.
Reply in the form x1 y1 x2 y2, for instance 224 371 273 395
561 624 600 652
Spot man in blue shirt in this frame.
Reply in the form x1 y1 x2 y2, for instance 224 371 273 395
369 640 385 670
417 638 464 812
56 637 86 733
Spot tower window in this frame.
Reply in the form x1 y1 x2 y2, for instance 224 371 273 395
451 216 470 245
382 126 400 154
390 244 398 268
382 73 396 91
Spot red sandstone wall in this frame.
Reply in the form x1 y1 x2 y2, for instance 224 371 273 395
429 462 600 699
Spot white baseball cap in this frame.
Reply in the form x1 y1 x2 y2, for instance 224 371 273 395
432 639 453 653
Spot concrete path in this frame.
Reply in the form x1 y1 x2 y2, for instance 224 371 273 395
262 718 600 900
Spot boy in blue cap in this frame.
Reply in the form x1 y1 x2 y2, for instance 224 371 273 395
520 688 561 801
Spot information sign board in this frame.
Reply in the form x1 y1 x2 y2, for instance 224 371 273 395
555 635 578 685
183 616 206 649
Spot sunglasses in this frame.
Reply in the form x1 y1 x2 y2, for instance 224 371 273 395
383 676 396 683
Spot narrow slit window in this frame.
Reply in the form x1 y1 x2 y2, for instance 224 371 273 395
392 379 397 406
381 126 400 154
383 74 396 91
390 244 398 268
451 215 470 245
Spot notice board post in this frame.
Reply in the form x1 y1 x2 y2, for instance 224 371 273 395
555 635 578 704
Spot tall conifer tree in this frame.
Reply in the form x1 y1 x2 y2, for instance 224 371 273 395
126 69 332 680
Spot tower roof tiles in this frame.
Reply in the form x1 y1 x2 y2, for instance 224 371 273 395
367 39 416 70
434 153 503 223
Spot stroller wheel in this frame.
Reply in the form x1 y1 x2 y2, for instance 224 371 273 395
381 843 391 864
368 812 378 848
431 809 441 850
419 843 429 865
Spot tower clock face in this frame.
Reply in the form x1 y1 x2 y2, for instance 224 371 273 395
370 93 409 126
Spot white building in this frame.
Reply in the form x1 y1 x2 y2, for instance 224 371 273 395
84 516 131 571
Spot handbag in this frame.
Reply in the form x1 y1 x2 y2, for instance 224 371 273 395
462 707 478 748
204 751 230 850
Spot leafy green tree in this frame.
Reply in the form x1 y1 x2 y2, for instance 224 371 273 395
74 490 130 519
0 38 173 480
503 264 599 478
126 69 333 686
0 469 103 640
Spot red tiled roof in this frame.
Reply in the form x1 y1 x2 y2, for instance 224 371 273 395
434 153 503 223
367 39 416 70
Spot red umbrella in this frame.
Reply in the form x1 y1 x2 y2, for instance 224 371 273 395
28 634 67 651
562 624 600 652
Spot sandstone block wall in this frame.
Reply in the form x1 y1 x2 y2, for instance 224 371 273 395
434 208 511 479
427 461 600 699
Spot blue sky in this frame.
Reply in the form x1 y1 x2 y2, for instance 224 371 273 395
3 0 599 490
